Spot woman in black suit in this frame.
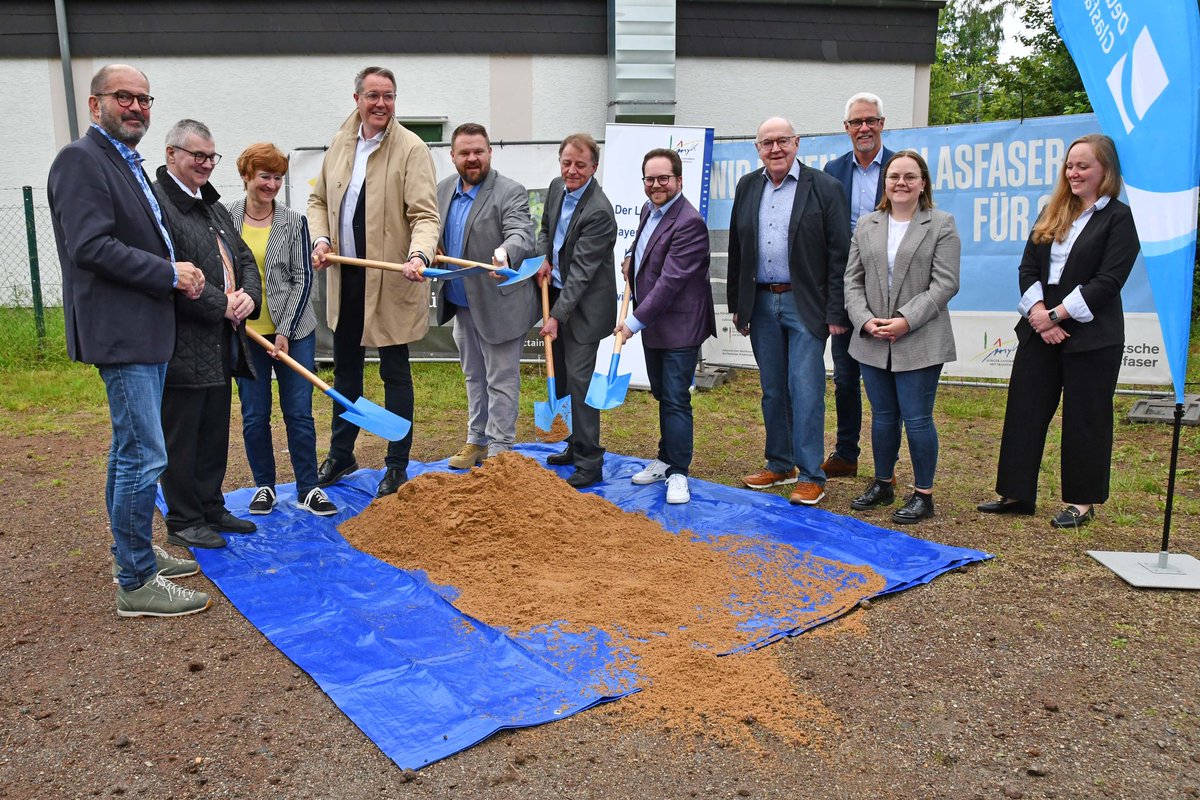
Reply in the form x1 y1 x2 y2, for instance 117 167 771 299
978 134 1141 529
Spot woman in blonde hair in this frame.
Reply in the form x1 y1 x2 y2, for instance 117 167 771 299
227 142 337 518
978 133 1141 529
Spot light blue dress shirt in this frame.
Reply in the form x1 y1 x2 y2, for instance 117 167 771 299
92 123 176 273
849 149 884 231
442 178 480 308
551 178 592 289
756 161 801 284
627 192 682 334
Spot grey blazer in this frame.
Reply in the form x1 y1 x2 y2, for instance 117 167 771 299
844 207 961 372
435 169 538 344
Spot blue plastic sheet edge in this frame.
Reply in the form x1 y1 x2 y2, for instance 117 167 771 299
158 443 990 769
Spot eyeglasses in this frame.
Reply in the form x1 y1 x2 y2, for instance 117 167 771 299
95 91 154 109
755 136 798 151
642 175 676 186
361 92 397 103
172 146 222 166
885 173 922 185
846 116 883 128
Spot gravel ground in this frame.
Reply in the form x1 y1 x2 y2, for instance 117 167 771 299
2 384 1199 799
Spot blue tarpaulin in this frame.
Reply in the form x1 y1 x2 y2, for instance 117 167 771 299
169 444 989 769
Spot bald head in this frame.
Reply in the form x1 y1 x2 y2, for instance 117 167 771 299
89 64 152 146
755 117 799 185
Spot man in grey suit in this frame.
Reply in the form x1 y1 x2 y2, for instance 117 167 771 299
47 64 210 617
535 133 618 488
433 123 537 468
726 117 850 506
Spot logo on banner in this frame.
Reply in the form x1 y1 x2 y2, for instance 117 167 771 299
1104 27 1170 133
669 137 703 162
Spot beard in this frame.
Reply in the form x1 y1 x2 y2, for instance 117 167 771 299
98 103 148 146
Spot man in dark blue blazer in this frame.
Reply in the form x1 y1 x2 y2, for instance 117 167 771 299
822 92 894 481
615 148 715 505
47 64 210 618
726 117 850 506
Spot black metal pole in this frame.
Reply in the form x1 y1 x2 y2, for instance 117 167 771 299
22 186 46 347
1160 402 1183 553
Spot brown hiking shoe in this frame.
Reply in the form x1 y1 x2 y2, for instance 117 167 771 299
743 467 799 490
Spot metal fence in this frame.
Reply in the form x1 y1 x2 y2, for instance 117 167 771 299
0 186 66 369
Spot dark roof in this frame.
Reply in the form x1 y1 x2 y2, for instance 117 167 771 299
4 0 937 63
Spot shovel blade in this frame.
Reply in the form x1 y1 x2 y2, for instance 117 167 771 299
585 371 632 410
423 266 487 281
497 255 543 287
326 391 411 441
534 394 572 433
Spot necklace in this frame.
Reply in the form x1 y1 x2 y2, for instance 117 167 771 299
245 203 273 222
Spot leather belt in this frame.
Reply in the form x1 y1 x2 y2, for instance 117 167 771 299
757 283 792 293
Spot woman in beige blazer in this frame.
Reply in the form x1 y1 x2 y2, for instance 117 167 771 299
843 150 961 524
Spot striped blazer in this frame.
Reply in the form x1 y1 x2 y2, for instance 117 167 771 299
226 198 318 341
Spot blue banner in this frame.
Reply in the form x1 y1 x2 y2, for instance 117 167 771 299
707 115 1157 315
1054 0 1200 402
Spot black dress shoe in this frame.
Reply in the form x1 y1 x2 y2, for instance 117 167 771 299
375 467 407 498
167 525 226 549
566 469 601 488
892 492 935 524
207 511 257 534
546 448 574 466
850 478 896 510
1050 505 1095 529
317 457 359 488
976 496 1035 515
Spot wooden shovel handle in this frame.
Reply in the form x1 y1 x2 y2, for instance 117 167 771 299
324 253 414 275
434 254 504 273
612 280 633 355
540 278 556 381
245 328 332 392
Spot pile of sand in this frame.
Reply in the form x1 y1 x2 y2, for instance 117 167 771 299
341 452 885 747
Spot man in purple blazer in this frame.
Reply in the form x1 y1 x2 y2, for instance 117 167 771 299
615 148 715 504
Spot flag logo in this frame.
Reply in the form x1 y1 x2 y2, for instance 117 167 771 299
1105 27 1170 133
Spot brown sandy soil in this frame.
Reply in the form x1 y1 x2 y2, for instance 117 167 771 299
2 395 1199 799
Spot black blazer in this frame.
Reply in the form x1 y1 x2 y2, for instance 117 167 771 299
47 126 177 365
823 145 895 227
1015 198 1140 353
726 164 851 338
535 177 618 344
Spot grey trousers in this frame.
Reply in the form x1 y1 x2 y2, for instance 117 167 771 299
453 305 524 456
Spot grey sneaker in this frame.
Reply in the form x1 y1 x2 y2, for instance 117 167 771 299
116 573 212 618
297 487 338 517
249 486 277 515
112 544 200 584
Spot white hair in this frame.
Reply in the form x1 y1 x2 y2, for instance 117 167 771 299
844 93 884 121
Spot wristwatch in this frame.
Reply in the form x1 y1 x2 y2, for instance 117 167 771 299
1047 308 1060 322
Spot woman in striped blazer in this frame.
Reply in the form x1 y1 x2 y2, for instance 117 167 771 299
228 143 337 518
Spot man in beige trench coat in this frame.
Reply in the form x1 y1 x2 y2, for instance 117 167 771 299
309 65 441 497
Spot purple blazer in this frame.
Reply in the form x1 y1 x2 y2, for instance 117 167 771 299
629 195 716 350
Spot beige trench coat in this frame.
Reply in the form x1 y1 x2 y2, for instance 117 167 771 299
308 112 440 347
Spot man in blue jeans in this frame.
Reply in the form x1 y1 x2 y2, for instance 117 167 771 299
47 64 211 617
725 117 850 506
822 92 894 479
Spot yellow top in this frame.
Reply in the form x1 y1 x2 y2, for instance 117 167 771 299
240 224 276 335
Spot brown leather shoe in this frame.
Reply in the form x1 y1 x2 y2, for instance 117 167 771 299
820 453 859 478
789 482 827 506
743 467 799 489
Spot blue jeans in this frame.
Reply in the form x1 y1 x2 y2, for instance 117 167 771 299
99 362 168 591
829 329 862 462
236 332 320 496
644 344 700 476
748 290 828 484
860 362 943 490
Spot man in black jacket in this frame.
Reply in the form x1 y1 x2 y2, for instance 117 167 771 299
153 119 261 548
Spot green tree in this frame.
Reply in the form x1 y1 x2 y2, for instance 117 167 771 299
928 0 1008 125
988 0 1091 120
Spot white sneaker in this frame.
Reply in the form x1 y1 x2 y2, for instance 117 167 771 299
665 473 690 504
631 458 670 485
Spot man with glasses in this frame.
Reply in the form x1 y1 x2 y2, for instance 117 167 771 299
309 66 440 497
726 117 850 506
822 92 894 481
47 65 212 617
616 148 714 504
535 133 618 488
152 118 262 550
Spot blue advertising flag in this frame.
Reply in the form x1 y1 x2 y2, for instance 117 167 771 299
1053 0 1200 401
